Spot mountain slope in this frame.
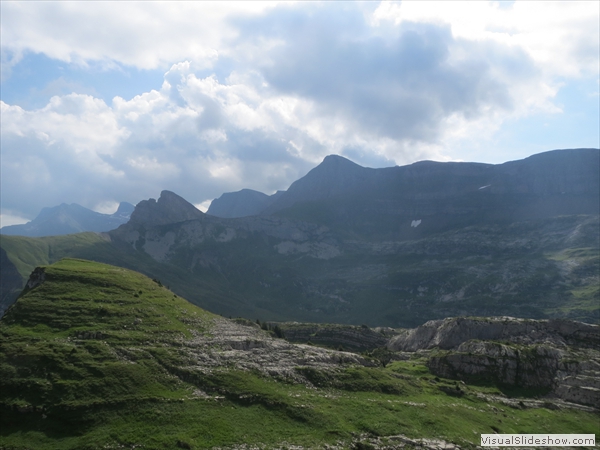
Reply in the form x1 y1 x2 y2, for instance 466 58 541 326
204 148 599 240
1 259 597 449
129 190 204 226
267 148 599 239
112 202 600 326
207 189 283 218
1 202 135 237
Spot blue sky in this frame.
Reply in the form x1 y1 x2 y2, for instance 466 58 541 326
1 1 598 225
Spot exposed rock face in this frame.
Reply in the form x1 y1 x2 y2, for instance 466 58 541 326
127 190 205 227
387 317 600 351
112 205 341 263
25 267 46 291
0 248 22 316
5 149 593 326
427 342 600 407
176 316 377 382
387 317 600 408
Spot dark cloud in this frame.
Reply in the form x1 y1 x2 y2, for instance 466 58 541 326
232 3 535 142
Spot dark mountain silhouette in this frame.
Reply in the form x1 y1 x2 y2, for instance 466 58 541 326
128 190 204 227
0 202 135 237
208 148 599 240
207 189 284 218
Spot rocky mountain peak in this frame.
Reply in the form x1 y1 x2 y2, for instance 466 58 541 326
113 202 135 219
320 154 362 168
207 189 275 218
261 154 371 214
128 190 204 227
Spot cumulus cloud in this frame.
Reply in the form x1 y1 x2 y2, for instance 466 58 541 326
1 1 598 222
0 2 278 71
224 3 559 164
0 64 317 218
372 1 599 78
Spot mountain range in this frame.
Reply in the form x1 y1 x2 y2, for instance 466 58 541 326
209 149 599 240
0 201 135 237
1 148 598 325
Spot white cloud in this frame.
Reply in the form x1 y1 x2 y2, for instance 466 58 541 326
1 1 597 220
194 201 211 213
372 1 599 79
1 2 278 70
93 201 121 215
0 212 30 228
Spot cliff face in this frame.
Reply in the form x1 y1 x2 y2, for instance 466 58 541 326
106 176 598 327
387 317 600 407
0 248 22 316
5 149 592 326
127 190 205 227
387 317 599 351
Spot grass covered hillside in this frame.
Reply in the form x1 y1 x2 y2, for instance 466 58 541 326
1 259 599 449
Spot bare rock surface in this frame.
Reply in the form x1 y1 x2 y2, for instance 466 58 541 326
387 316 600 408
180 317 376 382
128 190 205 227
387 317 599 351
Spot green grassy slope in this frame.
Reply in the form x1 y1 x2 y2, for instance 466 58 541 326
1 259 598 449
0 233 254 319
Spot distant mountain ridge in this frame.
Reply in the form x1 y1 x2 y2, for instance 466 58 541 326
0 202 135 237
208 149 599 240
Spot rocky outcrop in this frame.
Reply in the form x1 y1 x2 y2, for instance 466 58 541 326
25 267 46 291
127 190 205 227
427 341 600 407
0 248 23 317
180 316 377 382
112 204 342 263
427 341 562 389
387 316 600 408
387 317 600 352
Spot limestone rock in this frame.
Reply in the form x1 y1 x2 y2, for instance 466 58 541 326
387 316 599 408
387 317 599 352
127 190 205 227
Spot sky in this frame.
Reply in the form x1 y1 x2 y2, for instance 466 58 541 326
1 1 599 226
